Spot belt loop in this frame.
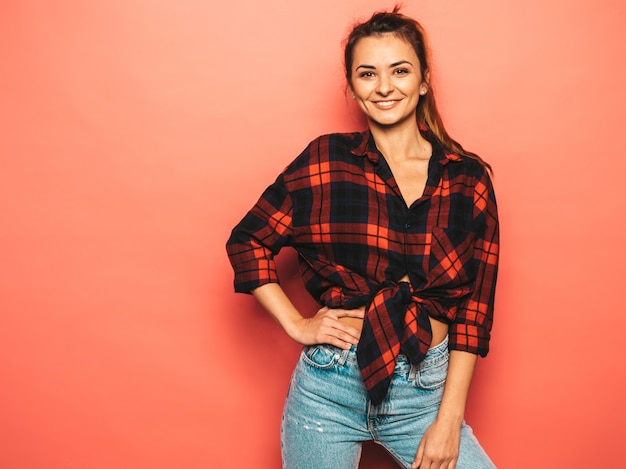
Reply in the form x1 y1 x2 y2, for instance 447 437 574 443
408 363 418 382
337 347 351 366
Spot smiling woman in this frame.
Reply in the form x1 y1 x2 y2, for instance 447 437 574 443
226 6 499 469
2 0 625 468
350 34 431 206
350 35 426 132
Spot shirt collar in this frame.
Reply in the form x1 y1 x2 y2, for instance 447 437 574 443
350 129 462 166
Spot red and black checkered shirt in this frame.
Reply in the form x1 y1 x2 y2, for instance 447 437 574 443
227 130 499 404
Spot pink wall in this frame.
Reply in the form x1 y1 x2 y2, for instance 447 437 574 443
2 0 625 467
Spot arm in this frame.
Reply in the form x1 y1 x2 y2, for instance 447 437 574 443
413 169 500 469
412 350 476 469
227 170 364 349
252 283 364 349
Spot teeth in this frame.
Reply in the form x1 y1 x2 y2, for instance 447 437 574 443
377 101 396 106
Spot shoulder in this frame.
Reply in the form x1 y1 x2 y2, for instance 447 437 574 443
284 131 367 173
446 152 493 186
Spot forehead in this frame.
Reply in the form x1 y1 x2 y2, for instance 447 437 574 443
352 33 419 67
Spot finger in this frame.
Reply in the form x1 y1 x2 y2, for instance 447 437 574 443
330 323 362 343
334 307 366 318
412 442 425 469
314 322 357 348
328 330 359 348
320 329 355 349
446 456 458 469
315 306 330 317
327 337 353 350
319 314 355 331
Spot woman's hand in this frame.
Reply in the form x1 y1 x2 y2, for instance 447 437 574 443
412 350 477 468
412 417 461 469
287 306 365 349
251 284 364 349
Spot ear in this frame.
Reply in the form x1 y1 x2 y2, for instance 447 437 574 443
420 69 431 96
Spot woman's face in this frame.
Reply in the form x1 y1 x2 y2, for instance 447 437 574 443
349 33 427 129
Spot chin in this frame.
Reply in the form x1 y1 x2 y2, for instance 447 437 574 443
369 115 410 129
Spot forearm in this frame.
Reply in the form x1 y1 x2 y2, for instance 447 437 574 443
251 283 304 339
437 350 478 425
411 350 478 468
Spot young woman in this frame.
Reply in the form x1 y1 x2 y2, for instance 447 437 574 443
227 7 499 469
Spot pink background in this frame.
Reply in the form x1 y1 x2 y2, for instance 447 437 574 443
2 0 625 467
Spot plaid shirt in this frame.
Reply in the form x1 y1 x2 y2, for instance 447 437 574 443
227 131 499 404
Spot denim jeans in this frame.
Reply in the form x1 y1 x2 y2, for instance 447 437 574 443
281 337 496 469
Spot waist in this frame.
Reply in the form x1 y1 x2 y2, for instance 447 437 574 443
338 314 449 349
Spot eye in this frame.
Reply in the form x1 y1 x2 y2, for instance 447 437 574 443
394 68 410 75
359 71 375 78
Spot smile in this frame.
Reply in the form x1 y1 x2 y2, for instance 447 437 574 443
373 100 401 108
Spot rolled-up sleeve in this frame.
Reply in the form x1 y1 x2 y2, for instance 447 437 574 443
226 173 294 293
448 170 499 356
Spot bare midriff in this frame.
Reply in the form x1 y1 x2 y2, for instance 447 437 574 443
337 274 449 349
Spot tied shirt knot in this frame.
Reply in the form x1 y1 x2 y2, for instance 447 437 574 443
356 280 434 405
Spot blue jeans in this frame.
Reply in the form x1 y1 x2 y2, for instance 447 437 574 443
281 337 496 469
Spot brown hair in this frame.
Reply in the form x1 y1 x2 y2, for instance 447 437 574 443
343 6 492 173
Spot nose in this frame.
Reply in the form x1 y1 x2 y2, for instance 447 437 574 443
376 73 393 95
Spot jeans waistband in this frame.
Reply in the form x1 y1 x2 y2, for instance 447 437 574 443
396 335 449 371
310 335 449 368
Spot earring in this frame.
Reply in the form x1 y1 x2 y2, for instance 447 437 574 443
352 94 356 99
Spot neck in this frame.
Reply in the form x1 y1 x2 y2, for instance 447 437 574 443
368 118 431 163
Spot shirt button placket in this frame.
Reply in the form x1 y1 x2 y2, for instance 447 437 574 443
403 215 413 275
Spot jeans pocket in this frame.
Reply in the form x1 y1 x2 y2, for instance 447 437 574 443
416 355 449 389
302 344 339 370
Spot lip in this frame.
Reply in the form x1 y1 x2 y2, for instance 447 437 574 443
372 99 401 109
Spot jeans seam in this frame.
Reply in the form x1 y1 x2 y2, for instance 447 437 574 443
377 441 413 469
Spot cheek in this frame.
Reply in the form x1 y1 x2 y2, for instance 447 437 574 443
354 98 368 113
353 98 372 118
351 77 376 94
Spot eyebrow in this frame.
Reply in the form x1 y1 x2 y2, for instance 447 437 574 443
355 60 413 71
